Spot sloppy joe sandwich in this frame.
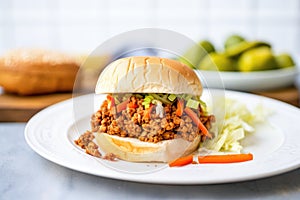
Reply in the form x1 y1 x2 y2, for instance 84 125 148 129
75 56 215 163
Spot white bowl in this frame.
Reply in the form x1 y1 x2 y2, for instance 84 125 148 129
196 67 299 91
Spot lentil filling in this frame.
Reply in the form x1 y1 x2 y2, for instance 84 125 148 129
90 94 215 143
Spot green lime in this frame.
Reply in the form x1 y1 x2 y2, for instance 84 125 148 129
178 45 206 69
199 40 215 54
225 41 271 57
275 53 295 68
178 40 215 69
224 35 245 49
198 52 237 71
238 47 278 72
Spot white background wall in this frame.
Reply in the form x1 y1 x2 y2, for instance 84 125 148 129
0 0 299 61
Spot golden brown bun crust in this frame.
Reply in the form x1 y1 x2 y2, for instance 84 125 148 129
95 132 200 163
96 56 202 96
0 49 80 95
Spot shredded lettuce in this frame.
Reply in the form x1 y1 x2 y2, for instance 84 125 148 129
201 98 270 153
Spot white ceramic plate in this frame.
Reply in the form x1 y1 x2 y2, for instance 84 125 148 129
197 67 299 91
25 90 300 184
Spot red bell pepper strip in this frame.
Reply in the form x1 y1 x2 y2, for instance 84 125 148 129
175 99 184 116
169 155 194 167
144 104 153 118
184 107 212 139
198 153 253 164
116 99 129 113
128 101 138 109
106 95 115 110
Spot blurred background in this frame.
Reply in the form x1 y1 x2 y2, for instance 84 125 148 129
1 0 300 122
0 0 299 60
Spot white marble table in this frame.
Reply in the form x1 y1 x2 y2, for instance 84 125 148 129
1 123 300 200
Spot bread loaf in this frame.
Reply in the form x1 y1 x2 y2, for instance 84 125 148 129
0 49 80 95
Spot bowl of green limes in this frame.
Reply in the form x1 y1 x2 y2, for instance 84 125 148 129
178 35 298 91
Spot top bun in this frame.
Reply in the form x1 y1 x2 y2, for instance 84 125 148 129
95 56 202 96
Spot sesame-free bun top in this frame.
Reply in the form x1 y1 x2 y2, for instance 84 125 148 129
95 56 202 96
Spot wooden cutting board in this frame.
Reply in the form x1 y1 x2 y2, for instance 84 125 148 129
252 86 299 107
0 92 73 122
0 86 299 122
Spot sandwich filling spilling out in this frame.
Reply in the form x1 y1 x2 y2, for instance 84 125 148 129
91 93 215 143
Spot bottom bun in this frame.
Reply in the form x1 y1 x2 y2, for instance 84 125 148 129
94 133 200 162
